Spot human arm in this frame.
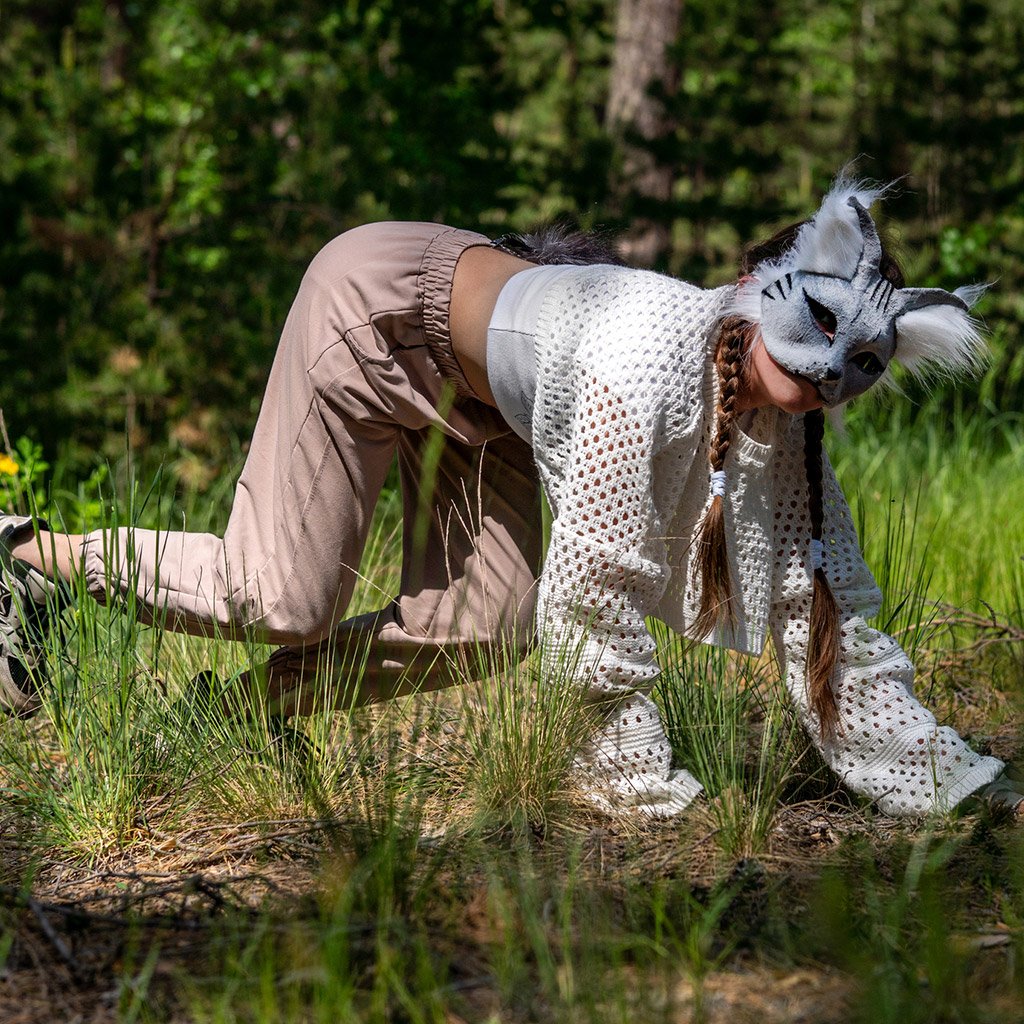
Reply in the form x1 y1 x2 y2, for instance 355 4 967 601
769 416 1003 816
535 372 702 816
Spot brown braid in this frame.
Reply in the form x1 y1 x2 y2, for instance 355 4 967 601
803 409 842 738
689 316 752 639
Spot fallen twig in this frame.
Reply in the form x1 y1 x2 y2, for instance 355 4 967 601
28 897 84 981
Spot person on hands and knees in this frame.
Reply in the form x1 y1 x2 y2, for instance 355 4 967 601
1 174 1020 820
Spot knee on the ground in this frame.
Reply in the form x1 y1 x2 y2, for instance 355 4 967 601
249 599 341 647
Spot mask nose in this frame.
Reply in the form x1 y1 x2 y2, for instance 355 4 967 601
822 367 843 382
817 378 843 407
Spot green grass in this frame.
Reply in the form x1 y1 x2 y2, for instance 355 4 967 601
837 400 1024 622
0 413 1023 1022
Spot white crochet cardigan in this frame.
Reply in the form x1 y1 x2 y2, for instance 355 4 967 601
529 265 1003 818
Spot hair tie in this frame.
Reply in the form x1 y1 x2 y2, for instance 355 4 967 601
811 538 825 571
710 470 727 498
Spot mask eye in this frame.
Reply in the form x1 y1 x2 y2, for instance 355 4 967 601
851 352 884 375
804 293 837 338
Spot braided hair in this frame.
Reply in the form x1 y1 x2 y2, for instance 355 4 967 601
692 221 905 739
803 408 842 737
689 315 752 639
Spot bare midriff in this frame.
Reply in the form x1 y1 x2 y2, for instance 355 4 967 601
449 244 536 407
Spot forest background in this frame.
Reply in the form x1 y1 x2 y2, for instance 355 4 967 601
3 0 1024 495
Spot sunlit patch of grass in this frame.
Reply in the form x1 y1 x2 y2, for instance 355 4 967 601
837 408 1024 738
451 634 593 833
836 402 1024 618
0 486 203 857
655 631 804 861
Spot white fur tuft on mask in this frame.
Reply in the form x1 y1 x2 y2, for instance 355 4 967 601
782 175 888 279
894 303 986 378
953 283 989 309
722 278 764 324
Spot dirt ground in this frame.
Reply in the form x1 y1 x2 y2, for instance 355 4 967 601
1 680 1021 1024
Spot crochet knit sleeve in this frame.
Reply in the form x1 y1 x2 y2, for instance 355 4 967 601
535 367 703 817
536 370 668 698
769 416 1003 817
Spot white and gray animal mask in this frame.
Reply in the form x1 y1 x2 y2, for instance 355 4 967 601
727 178 987 406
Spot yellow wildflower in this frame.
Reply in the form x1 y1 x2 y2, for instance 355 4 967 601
0 455 18 476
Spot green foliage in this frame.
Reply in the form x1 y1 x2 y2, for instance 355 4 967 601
0 436 50 516
457 645 592 831
0 0 617 493
3 0 1023 496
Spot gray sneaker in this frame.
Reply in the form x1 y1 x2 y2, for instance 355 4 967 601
0 514 57 717
969 769 1024 821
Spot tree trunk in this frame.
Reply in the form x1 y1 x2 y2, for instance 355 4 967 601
605 0 683 267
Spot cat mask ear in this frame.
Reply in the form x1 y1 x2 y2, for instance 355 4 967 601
892 284 987 379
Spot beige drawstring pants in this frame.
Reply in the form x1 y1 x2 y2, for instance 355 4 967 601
82 222 543 710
